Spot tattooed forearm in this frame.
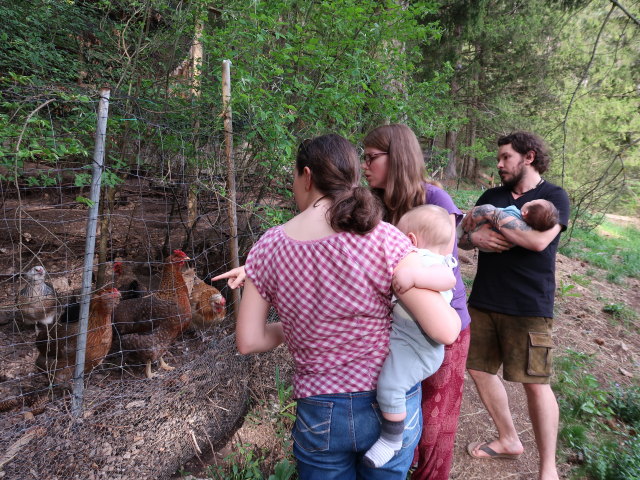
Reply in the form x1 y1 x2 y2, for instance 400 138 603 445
497 217 532 231
490 209 532 232
470 204 498 220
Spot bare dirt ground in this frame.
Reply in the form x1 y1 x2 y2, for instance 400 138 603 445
450 245 640 480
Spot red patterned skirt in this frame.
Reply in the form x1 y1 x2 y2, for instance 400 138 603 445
411 326 470 480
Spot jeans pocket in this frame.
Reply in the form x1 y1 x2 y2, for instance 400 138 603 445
292 397 333 453
527 332 554 376
370 386 422 449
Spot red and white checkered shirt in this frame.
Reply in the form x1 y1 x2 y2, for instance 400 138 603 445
245 221 413 399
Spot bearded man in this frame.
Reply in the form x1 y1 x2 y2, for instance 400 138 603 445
458 131 570 480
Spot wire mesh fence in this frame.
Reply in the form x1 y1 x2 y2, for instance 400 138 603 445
0 82 286 478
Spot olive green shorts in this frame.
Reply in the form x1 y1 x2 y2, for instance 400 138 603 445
466 306 554 384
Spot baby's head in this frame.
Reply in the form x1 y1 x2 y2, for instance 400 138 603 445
521 199 559 231
397 205 452 254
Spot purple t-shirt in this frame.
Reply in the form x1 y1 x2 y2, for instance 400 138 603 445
425 184 471 331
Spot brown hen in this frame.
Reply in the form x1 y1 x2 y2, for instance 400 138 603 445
35 287 121 384
189 276 226 332
112 250 192 378
113 261 147 300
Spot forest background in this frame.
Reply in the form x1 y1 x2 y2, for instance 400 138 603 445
1 0 638 226
0 1 639 479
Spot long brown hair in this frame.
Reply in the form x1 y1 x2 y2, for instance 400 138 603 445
363 124 428 225
296 134 383 234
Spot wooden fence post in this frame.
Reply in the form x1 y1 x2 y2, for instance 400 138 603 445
222 60 241 317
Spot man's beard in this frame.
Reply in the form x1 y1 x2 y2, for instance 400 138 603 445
500 162 525 189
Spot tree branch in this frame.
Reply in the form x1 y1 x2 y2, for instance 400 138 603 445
561 4 614 188
610 0 640 27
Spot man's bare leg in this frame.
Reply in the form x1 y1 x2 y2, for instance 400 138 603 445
523 383 559 480
468 369 524 456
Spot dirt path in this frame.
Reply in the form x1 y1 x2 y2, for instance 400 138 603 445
449 251 639 479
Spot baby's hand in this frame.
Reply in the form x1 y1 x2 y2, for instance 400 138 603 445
392 267 415 295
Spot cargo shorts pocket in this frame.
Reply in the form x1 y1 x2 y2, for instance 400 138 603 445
527 332 554 377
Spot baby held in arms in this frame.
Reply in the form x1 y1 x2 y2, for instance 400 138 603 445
364 205 460 468
457 198 559 247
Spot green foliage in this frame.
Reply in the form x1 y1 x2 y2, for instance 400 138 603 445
448 188 483 211
258 206 295 231
554 350 640 479
608 384 640 427
204 443 264 479
0 1 83 82
268 459 296 480
560 221 640 281
199 0 452 187
275 366 297 422
557 280 581 299
541 2 640 219
581 436 640 480
569 273 591 287
228 367 296 479
602 302 638 327
555 350 613 423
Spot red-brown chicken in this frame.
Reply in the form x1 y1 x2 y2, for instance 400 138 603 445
112 250 192 378
189 275 226 332
35 287 121 384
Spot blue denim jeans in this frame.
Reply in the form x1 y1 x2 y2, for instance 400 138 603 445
292 383 422 480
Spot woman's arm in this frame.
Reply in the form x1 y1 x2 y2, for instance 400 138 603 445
393 212 457 294
236 278 284 354
394 253 461 345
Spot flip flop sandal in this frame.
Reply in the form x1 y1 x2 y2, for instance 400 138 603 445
467 441 522 460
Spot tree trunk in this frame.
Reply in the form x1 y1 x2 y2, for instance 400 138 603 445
443 128 458 179
185 19 204 245
96 187 115 288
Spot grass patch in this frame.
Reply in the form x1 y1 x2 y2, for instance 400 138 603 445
569 273 591 287
448 188 484 211
602 301 639 329
554 349 640 479
560 221 640 281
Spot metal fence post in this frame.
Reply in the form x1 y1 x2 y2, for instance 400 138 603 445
71 87 110 417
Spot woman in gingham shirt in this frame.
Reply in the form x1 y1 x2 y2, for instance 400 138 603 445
231 134 460 479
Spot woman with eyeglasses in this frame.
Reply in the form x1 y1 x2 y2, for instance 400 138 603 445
217 133 460 479
362 124 471 480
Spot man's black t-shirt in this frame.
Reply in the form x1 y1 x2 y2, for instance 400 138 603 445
467 180 570 318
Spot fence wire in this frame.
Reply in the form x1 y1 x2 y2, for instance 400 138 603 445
0 84 287 479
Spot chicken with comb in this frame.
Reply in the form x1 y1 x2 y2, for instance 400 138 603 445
189 275 226 332
112 250 192 378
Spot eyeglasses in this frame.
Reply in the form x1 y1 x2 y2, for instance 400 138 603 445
362 151 388 167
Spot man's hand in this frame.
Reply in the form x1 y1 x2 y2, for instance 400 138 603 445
470 222 514 252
